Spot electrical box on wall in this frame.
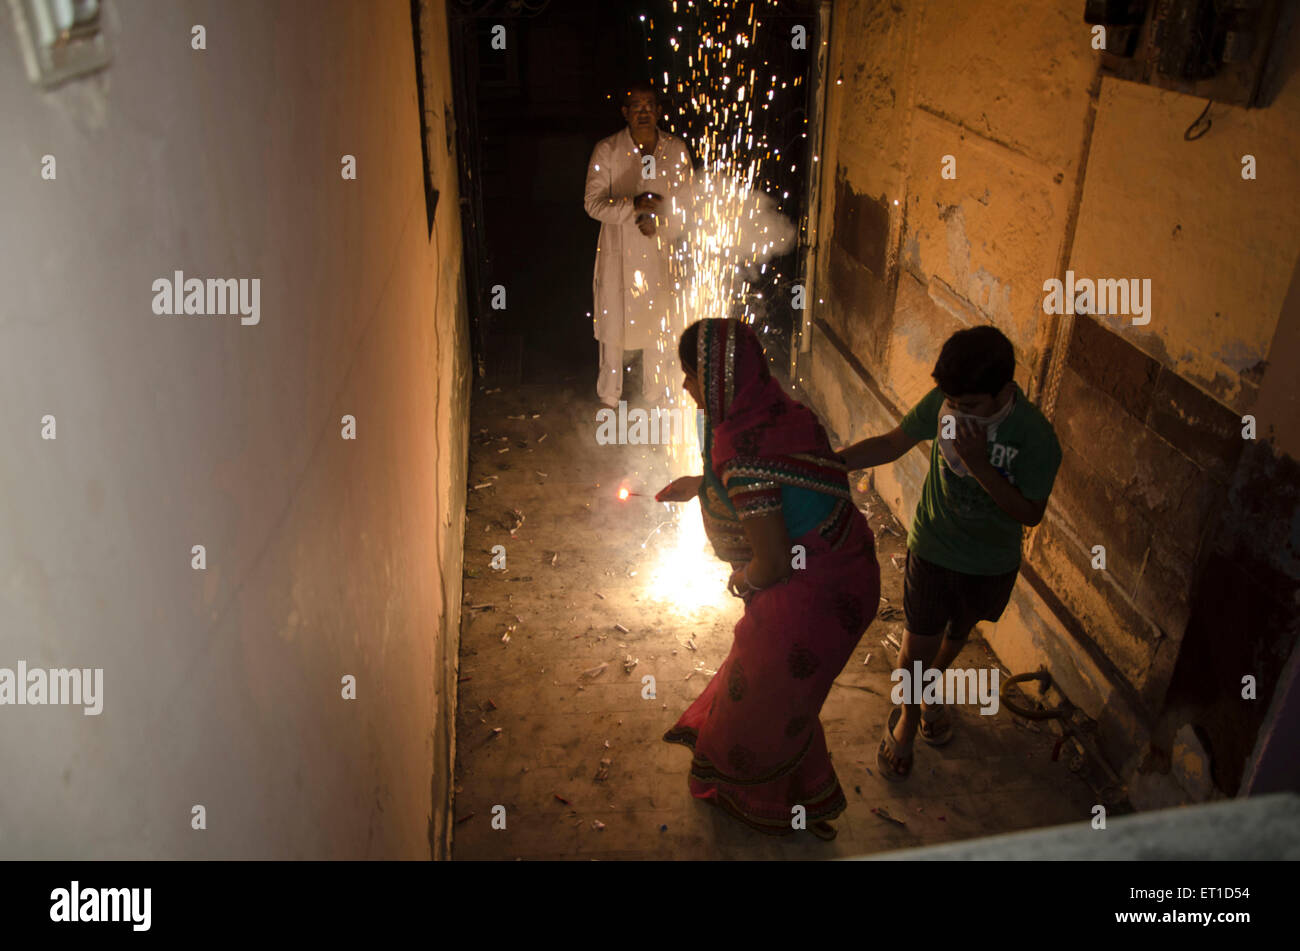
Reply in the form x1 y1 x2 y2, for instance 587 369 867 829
8 0 112 88
1085 0 1285 107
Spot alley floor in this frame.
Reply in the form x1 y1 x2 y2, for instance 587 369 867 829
452 378 1102 860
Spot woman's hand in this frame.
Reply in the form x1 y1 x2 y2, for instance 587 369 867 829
655 475 703 502
727 567 750 599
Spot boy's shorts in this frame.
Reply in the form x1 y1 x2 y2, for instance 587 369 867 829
902 550 1019 641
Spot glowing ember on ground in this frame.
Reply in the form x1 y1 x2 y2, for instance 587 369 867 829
618 487 631 500
645 495 732 614
643 446 733 615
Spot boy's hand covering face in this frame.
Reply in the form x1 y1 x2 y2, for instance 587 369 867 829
937 392 1013 478
952 417 987 467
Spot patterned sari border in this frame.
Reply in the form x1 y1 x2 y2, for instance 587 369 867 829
663 724 817 788
664 727 848 833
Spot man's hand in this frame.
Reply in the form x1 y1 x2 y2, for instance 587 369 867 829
637 215 657 237
953 417 988 470
634 193 662 213
655 474 702 502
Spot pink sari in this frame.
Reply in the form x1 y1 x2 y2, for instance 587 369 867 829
664 319 880 833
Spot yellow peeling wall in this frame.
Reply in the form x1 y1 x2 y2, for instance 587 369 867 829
803 0 1300 797
1074 77 1298 408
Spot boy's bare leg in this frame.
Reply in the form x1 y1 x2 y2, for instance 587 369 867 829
931 633 966 677
892 630 943 748
919 629 971 721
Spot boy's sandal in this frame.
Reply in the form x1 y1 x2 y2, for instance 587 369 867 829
876 707 912 781
918 703 954 746
810 820 837 841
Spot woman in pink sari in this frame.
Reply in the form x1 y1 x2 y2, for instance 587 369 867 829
656 318 880 840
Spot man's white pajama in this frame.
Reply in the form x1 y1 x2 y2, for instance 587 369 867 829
584 127 693 406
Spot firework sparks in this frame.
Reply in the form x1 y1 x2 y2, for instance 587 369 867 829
634 0 800 616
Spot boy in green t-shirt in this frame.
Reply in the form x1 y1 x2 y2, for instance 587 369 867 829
838 326 1062 780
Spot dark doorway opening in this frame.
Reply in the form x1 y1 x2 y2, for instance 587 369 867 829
447 0 818 389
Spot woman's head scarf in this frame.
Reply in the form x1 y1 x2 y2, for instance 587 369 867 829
691 319 850 563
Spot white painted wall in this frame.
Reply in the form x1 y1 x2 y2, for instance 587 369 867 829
0 0 468 858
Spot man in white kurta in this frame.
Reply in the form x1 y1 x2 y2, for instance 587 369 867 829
584 82 693 406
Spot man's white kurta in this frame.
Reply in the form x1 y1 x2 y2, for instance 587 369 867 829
584 127 693 354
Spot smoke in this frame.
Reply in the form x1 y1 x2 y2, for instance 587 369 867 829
659 179 796 274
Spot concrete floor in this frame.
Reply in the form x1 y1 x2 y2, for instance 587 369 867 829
452 379 1102 860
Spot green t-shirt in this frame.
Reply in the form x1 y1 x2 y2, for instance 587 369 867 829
899 384 1062 575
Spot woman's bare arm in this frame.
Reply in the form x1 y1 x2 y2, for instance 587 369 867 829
736 511 793 589
655 474 703 502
